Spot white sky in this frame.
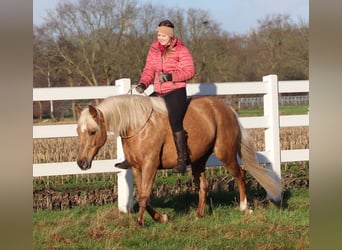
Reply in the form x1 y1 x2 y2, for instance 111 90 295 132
33 0 309 34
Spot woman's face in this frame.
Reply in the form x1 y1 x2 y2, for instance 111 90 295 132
157 32 171 46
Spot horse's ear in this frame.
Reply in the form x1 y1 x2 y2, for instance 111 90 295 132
88 105 98 119
75 105 83 116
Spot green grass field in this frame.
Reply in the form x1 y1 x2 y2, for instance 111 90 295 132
33 188 309 249
238 104 308 117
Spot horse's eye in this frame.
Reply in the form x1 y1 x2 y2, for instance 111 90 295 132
89 130 96 136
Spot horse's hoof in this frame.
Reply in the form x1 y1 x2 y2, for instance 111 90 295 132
247 209 253 214
137 219 144 227
239 206 253 214
160 214 170 223
195 213 204 220
241 208 253 215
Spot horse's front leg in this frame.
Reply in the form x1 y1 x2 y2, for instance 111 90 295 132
134 163 163 226
137 203 146 226
146 204 170 223
131 167 146 226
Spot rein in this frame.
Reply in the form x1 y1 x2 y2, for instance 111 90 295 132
127 87 148 96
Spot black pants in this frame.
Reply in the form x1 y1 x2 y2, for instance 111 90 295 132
160 87 188 132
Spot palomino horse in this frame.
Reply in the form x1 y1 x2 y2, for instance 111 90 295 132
76 95 282 226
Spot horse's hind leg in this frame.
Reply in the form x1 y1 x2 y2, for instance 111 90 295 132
225 158 248 211
192 157 209 218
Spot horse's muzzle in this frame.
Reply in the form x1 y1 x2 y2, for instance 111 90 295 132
77 158 92 170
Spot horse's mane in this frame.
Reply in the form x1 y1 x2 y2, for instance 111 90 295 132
94 94 168 135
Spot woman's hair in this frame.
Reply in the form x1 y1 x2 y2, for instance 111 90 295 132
158 19 174 29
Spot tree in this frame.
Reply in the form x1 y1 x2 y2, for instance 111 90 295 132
248 14 309 80
37 0 139 87
33 1 309 89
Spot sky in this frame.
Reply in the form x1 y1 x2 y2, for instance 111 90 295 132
33 0 309 34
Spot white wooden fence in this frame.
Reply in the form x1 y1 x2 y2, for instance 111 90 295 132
33 75 309 211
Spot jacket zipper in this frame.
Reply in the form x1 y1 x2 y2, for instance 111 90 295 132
160 53 164 95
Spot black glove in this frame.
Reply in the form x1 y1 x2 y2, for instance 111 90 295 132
135 83 146 93
158 73 172 83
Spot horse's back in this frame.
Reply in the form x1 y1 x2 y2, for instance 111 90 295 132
184 96 238 129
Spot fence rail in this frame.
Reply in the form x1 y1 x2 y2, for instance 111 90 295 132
33 75 309 211
239 95 308 107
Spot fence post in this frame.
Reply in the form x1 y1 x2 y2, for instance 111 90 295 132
114 78 134 212
115 78 131 94
263 75 282 200
116 169 134 212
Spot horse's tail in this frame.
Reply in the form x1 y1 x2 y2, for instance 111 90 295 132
235 111 282 202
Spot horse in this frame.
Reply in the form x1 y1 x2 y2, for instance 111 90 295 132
75 94 282 226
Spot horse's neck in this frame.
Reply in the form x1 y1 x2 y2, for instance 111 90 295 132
97 98 122 133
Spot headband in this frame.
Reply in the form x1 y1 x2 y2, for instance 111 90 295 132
156 26 174 37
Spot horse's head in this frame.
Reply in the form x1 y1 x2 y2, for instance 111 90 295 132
75 105 107 170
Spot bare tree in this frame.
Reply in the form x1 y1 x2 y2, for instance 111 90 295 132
34 2 308 89
250 14 309 80
38 0 139 86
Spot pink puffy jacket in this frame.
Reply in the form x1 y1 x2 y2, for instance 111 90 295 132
139 38 194 95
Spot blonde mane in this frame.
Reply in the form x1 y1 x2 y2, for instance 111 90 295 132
93 95 168 135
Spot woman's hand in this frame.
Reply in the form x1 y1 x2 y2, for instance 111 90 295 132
158 73 172 82
135 83 146 93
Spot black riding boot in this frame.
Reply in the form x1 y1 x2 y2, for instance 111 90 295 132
172 130 190 174
114 159 131 169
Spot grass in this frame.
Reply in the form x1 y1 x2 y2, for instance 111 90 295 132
33 173 118 192
33 188 309 249
238 104 308 117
